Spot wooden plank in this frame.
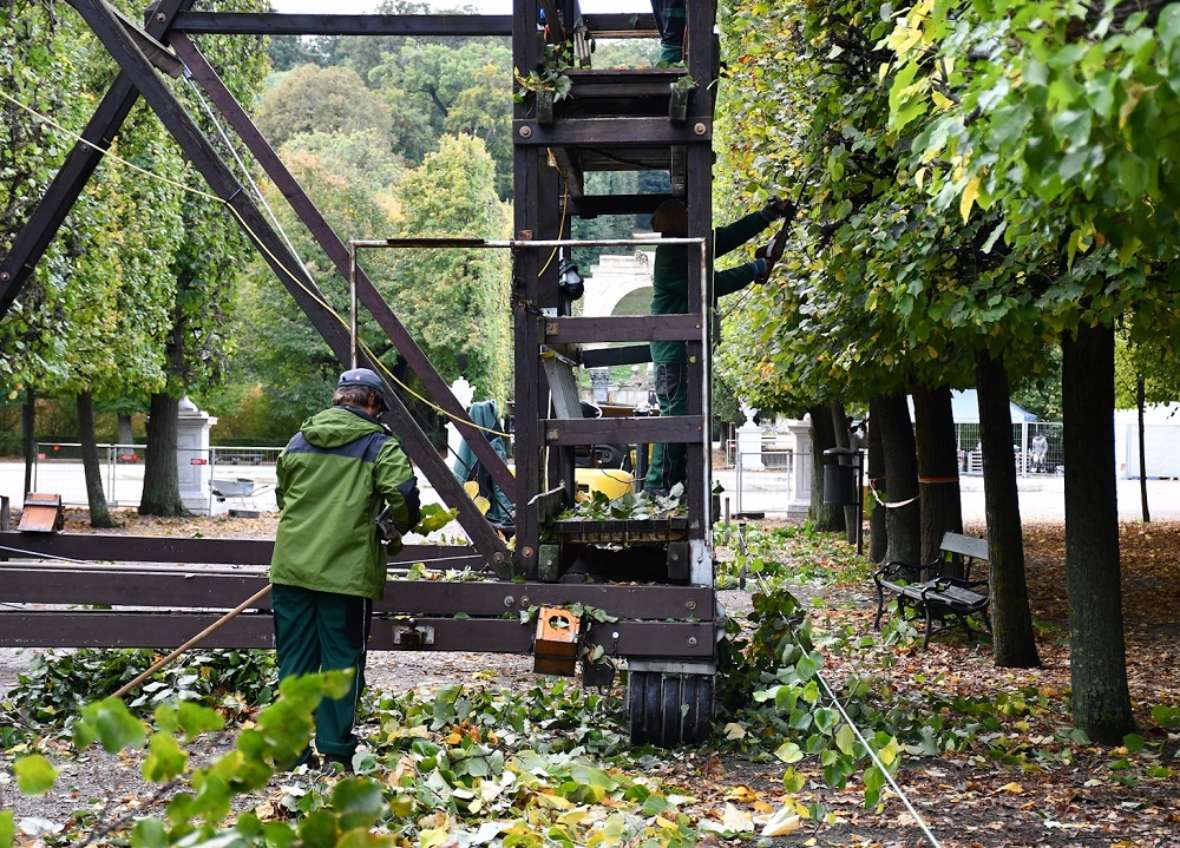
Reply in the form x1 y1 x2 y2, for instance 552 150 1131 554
0 0 195 318
546 314 700 343
173 12 513 35
940 532 989 561
169 11 655 36
70 0 513 577
514 117 712 146
544 416 703 446
173 36 516 499
0 567 712 619
0 531 477 567
0 611 714 655
581 344 652 368
570 194 674 218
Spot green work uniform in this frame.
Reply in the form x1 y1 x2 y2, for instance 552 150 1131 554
645 211 773 495
270 405 420 761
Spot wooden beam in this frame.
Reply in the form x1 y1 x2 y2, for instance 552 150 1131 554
0 611 714 655
0 531 476 568
68 0 512 576
544 415 704 445
570 193 674 218
169 11 656 37
173 36 516 499
515 117 712 146
0 565 713 619
581 344 652 368
545 314 700 344
0 0 195 317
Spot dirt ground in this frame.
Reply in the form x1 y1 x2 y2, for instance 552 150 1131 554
2 512 1179 846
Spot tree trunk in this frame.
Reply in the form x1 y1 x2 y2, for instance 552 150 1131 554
808 404 844 533
912 385 964 568
873 393 920 565
22 388 35 496
77 392 115 528
830 400 858 545
1062 324 1133 743
139 392 187 516
976 352 1039 668
867 401 887 563
1137 376 1150 523
117 413 135 447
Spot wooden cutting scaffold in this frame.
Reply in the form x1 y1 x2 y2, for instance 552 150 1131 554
0 0 723 746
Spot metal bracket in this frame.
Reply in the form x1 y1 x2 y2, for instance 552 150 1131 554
391 623 435 648
626 659 715 676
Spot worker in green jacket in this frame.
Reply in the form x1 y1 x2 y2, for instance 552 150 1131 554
644 198 795 496
270 367 420 771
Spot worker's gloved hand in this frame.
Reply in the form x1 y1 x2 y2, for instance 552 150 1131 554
761 197 797 222
752 257 772 285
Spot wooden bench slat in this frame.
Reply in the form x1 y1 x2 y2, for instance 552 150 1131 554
939 532 989 561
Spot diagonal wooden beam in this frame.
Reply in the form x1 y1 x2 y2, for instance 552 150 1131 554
0 0 195 317
64 0 513 576
172 33 517 499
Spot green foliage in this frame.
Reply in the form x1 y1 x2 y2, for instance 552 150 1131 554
413 502 458 534
557 485 687 520
255 64 394 150
1 648 276 733
391 134 513 403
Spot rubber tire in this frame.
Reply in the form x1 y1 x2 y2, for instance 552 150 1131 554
627 672 715 747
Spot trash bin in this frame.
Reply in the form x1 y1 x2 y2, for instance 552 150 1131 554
822 447 859 506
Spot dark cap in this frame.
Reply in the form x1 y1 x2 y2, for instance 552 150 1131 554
338 368 389 410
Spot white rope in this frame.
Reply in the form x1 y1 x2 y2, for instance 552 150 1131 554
181 72 305 267
0 544 89 564
754 574 942 847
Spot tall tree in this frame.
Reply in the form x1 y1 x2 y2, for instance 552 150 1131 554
912 385 963 566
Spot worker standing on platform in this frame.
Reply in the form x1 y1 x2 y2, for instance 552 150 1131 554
270 368 420 771
650 0 686 64
644 198 795 497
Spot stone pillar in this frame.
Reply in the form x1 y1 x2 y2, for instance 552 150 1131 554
786 416 811 520
590 368 611 404
737 402 764 470
445 377 477 464
177 396 217 516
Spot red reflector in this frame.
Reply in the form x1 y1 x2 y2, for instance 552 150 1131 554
190 458 208 465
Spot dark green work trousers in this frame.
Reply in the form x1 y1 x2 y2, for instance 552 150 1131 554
644 361 688 496
272 583 371 760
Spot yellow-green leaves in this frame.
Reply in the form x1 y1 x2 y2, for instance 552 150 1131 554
13 754 57 795
959 176 981 223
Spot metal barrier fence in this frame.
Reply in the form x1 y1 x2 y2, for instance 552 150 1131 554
731 449 797 516
954 421 1064 476
32 442 282 511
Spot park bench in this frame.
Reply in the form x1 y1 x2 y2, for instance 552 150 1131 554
873 531 991 648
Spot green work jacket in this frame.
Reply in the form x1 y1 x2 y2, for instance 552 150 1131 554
649 210 772 364
271 406 420 600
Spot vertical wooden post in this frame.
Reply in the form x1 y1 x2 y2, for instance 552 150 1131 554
513 0 543 577
684 0 716 541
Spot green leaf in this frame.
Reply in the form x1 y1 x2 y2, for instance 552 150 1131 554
773 741 804 764
782 768 806 794
413 503 458 535
801 679 820 704
835 723 856 756
14 755 57 795
794 654 818 681
1117 153 1150 198
331 778 384 830
1123 733 1145 753
1159 4 1180 50
1051 109 1091 151
298 810 339 848
143 733 188 783
78 698 147 753
863 764 886 808
130 818 168 848
0 811 13 848
177 702 225 741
